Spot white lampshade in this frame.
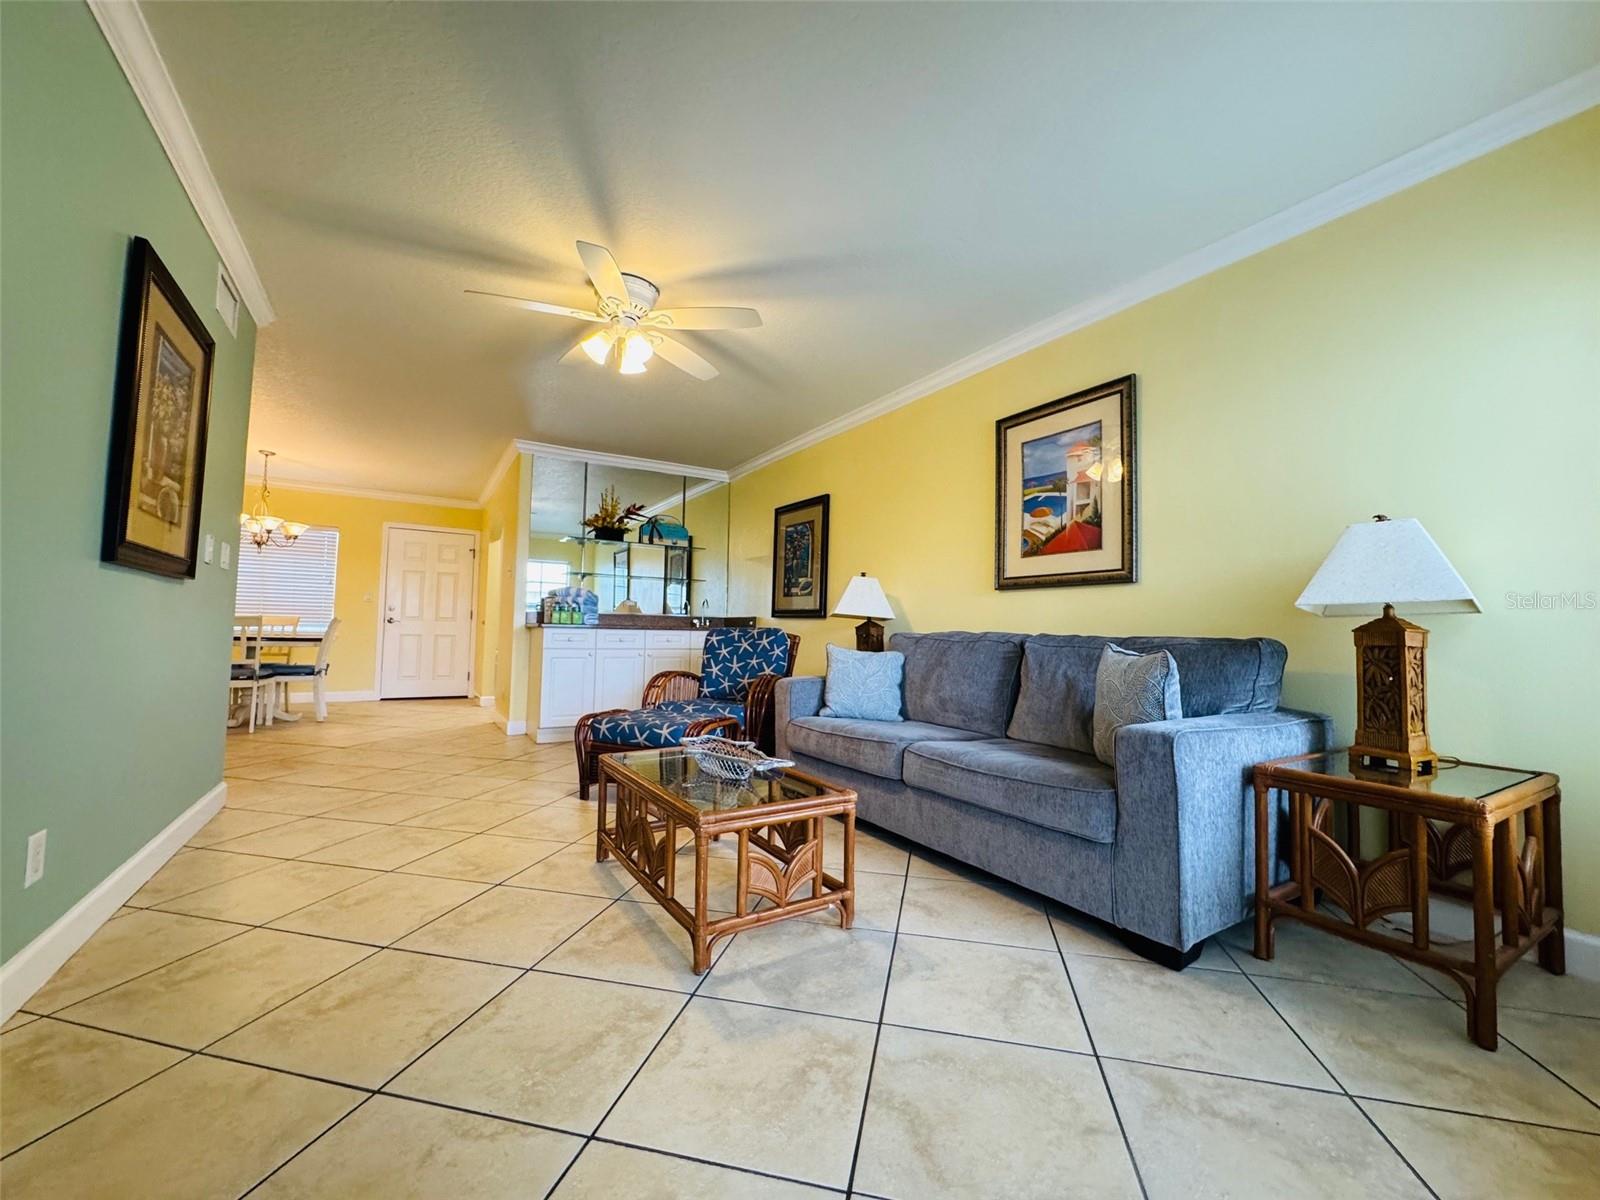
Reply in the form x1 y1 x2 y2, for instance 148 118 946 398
1295 517 1479 617
832 573 895 620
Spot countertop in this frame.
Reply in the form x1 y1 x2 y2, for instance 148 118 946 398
524 612 757 630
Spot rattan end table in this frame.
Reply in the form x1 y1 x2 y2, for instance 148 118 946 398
1253 751 1563 1050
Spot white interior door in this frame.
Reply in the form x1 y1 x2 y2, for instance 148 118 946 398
380 527 476 698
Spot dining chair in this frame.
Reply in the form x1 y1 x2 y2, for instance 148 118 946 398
258 614 301 663
228 616 275 733
263 617 340 722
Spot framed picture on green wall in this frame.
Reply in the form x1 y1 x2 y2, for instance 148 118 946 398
996 375 1137 589
102 237 215 579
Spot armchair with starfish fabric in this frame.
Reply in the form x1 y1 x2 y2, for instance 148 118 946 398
573 626 800 799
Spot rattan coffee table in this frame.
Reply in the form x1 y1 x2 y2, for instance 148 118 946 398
596 748 858 972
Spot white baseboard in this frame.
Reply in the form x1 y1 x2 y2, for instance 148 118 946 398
536 725 576 744
1567 928 1600 982
477 695 496 708
1 781 226 1021
490 710 528 737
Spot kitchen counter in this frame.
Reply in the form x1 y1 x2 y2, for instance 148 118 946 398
524 612 756 630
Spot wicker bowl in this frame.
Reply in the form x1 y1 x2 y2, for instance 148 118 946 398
681 736 793 784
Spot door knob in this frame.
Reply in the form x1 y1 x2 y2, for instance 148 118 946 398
386 617 398 624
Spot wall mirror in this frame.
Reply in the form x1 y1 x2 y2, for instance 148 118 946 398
528 453 730 620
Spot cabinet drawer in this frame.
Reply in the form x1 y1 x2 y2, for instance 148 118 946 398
645 631 693 649
543 628 597 648
597 630 647 649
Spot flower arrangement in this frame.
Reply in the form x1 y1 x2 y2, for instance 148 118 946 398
582 486 646 541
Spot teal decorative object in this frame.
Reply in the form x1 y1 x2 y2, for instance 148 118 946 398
638 515 691 545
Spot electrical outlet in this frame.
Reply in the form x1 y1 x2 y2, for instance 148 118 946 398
25 830 46 887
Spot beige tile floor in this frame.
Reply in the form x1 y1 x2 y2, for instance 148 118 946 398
4 699 1598 1198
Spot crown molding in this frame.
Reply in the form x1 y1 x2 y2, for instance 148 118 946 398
513 439 729 483
476 441 526 507
248 474 481 511
730 67 1600 480
88 0 275 327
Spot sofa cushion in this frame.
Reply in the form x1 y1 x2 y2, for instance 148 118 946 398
1008 634 1288 754
890 631 1027 737
787 716 985 781
903 738 1118 843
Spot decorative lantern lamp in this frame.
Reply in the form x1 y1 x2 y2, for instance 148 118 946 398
1296 516 1479 778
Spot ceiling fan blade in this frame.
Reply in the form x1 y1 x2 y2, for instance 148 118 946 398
576 241 630 306
650 306 763 330
652 334 719 381
465 290 603 322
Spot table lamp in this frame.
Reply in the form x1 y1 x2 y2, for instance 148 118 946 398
832 573 895 652
1296 515 1479 778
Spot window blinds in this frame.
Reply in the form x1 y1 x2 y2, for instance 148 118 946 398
234 526 339 628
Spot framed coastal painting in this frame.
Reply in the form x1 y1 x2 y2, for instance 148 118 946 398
102 237 215 579
771 493 829 618
995 375 1136 589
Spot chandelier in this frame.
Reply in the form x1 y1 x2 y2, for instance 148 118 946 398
239 450 308 549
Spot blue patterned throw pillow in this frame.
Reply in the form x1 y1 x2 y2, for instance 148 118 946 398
820 644 905 722
1092 643 1182 765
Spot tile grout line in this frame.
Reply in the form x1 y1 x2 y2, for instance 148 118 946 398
539 839 751 1200
0 1051 199 1163
841 860 912 1197
1215 937 1441 1198
1048 911 1150 1200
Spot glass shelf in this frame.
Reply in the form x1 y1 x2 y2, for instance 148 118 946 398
561 535 695 548
571 573 706 583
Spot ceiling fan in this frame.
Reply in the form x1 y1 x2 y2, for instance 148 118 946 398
467 241 761 381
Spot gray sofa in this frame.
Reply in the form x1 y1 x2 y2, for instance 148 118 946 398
776 631 1331 967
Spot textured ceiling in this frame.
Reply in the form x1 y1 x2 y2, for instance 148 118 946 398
141 1 1600 498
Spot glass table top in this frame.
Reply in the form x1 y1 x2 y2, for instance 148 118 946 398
610 748 837 813
1270 752 1540 799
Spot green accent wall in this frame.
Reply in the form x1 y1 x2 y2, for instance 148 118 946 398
729 111 1600 931
1 3 258 960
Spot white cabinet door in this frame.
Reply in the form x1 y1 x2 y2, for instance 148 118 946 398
645 648 693 681
540 649 595 727
595 648 646 711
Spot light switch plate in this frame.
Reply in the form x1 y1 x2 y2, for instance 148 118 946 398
25 830 47 887
220 541 231 570
203 533 215 564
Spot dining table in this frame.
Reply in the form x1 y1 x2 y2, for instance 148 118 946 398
233 628 327 724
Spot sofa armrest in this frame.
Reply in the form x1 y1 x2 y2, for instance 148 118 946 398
775 676 825 758
1111 709 1332 952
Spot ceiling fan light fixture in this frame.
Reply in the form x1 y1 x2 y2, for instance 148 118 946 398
580 327 615 365
618 331 653 375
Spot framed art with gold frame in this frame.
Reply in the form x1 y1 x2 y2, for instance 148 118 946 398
102 237 215 579
996 375 1136 589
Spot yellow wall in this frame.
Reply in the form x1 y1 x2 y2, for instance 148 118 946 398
478 452 532 726
245 484 482 695
729 112 1600 928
